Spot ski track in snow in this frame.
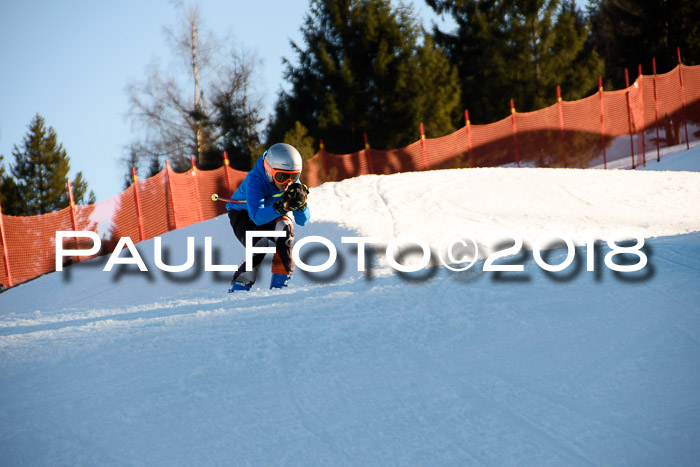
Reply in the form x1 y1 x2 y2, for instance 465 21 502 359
0 278 366 342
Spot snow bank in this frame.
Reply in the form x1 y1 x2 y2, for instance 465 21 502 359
309 166 700 253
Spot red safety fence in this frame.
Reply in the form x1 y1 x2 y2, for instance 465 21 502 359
303 63 699 186
1 63 699 290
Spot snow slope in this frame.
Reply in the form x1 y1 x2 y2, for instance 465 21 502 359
1 146 700 465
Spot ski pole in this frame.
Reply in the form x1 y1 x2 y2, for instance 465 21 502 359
210 193 235 203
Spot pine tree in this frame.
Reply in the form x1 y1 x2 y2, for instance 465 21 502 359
121 144 141 190
283 121 316 161
511 1 603 109
267 0 460 154
427 0 512 125
428 0 603 124
0 154 19 212
589 0 700 89
0 154 7 206
147 154 162 178
4 114 94 216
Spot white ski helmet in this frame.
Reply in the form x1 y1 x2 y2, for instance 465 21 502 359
263 143 303 184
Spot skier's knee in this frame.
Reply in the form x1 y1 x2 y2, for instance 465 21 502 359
275 217 294 246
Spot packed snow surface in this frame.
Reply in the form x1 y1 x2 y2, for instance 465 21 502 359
1 145 700 465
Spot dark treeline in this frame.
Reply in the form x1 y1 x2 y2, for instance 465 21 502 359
271 0 700 155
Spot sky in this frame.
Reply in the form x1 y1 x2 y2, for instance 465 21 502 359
0 0 456 203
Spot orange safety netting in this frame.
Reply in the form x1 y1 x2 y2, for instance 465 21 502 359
1 64 699 290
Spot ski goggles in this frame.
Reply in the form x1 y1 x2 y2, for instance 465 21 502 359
264 159 301 184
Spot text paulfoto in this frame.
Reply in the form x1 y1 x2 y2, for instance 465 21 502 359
55 231 648 274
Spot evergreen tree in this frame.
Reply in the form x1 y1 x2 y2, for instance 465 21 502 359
283 121 316 161
427 0 512 124
0 154 19 212
121 144 141 190
282 121 318 186
511 0 603 109
3 114 95 216
268 0 461 154
588 0 700 89
428 0 603 124
121 143 165 190
147 154 162 178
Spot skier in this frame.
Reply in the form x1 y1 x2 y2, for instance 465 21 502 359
226 143 310 292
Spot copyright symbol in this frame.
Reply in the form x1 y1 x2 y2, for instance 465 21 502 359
439 233 479 272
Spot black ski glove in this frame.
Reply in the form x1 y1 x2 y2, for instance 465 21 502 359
274 183 309 214
287 183 309 211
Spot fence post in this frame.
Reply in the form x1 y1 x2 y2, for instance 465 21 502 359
222 151 232 194
625 89 636 169
131 167 145 242
165 160 178 230
598 77 607 169
319 139 328 182
66 179 82 265
653 58 661 162
0 202 13 289
677 47 690 150
626 68 636 165
66 179 78 231
363 132 375 174
465 110 474 168
419 123 428 170
624 69 636 168
190 156 203 223
556 86 567 168
510 99 520 167
638 64 646 166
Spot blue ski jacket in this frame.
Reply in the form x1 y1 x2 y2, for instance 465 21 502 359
225 156 310 226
